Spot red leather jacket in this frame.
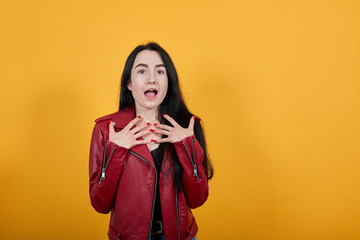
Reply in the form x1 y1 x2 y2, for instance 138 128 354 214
89 105 209 240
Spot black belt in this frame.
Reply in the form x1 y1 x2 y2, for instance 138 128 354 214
151 220 163 235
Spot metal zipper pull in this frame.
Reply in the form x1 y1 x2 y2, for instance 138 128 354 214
194 169 199 181
98 169 106 184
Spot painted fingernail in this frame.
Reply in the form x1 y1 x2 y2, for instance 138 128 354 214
193 116 196 120
108 121 112 125
147 122 150 126
154 123 157 126
150 129 155 132
138 116 141 118
151 139 156 142
162 113 166 117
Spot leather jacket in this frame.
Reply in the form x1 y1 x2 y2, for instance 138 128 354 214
89 105 209 240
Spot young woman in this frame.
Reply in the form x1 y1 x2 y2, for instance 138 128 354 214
89 42 213 240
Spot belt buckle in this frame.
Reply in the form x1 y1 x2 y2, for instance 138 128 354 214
151 220 163 235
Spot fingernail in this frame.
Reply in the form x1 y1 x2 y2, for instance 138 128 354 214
138 116 141 118
108 121 112 125
147 122 150 126
151 139 156 142
162 113 166 117
154 123 157 126
193 116 196 120
149 129 155 132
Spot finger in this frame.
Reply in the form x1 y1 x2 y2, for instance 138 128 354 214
188 116 195 131
108 120 115 135
134 119 151 132
155 123 172 132
138 121 152 131
125 116 143 131
162 114 180 127
130 122 149 134
152 129 171 136
155 137 172 143
133 139 152 146
133 129 152 139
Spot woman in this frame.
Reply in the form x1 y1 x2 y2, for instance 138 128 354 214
89 42 213 240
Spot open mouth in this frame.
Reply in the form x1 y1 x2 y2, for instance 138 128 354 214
144 89 158 97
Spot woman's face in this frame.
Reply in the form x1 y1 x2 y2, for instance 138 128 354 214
128 50 168 112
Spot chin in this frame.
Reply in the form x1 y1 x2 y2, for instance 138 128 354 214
137 101 161 111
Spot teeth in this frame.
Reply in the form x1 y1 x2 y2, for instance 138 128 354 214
144 89 158 96
145 89 157 93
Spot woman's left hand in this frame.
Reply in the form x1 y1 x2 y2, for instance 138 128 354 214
154 114 195 143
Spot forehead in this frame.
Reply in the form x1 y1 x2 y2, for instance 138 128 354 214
133 50 164 66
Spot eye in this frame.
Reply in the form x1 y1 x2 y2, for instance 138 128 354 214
138 69 146 74
157 69 165 74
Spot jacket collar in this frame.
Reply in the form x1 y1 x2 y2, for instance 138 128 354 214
111 105 136 129
110 104 172 170
112 105 154 163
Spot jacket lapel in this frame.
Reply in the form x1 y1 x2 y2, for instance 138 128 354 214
111 105 135 129
111 104 154 164
130 144 154 165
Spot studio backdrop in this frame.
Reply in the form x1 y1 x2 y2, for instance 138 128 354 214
0 1 359 239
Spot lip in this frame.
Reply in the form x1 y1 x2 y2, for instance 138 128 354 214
144 88 158 99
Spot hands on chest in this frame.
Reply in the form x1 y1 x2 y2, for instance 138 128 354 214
108 114 195 149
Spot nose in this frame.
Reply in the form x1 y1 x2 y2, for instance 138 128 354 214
147 69 157 83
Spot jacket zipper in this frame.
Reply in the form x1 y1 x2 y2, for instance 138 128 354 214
98 142 117 184
181 138 199 181
175 186 180 240
129 150 157 240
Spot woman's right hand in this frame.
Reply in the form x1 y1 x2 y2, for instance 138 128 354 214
108 116 151 149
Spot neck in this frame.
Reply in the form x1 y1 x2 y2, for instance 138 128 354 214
134 104 159 123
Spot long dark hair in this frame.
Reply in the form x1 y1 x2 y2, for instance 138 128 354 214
119 42 213 188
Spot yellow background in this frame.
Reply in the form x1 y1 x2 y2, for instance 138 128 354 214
1 0 359 239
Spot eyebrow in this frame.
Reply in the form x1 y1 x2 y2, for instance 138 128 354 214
135 63 165 68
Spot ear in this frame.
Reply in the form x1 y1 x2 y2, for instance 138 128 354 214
127 81 132 91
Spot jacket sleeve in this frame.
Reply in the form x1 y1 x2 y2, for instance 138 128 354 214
89 122 128 214
173 135 209 208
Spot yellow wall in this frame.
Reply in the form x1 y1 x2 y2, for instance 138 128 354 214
1 0 359 239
